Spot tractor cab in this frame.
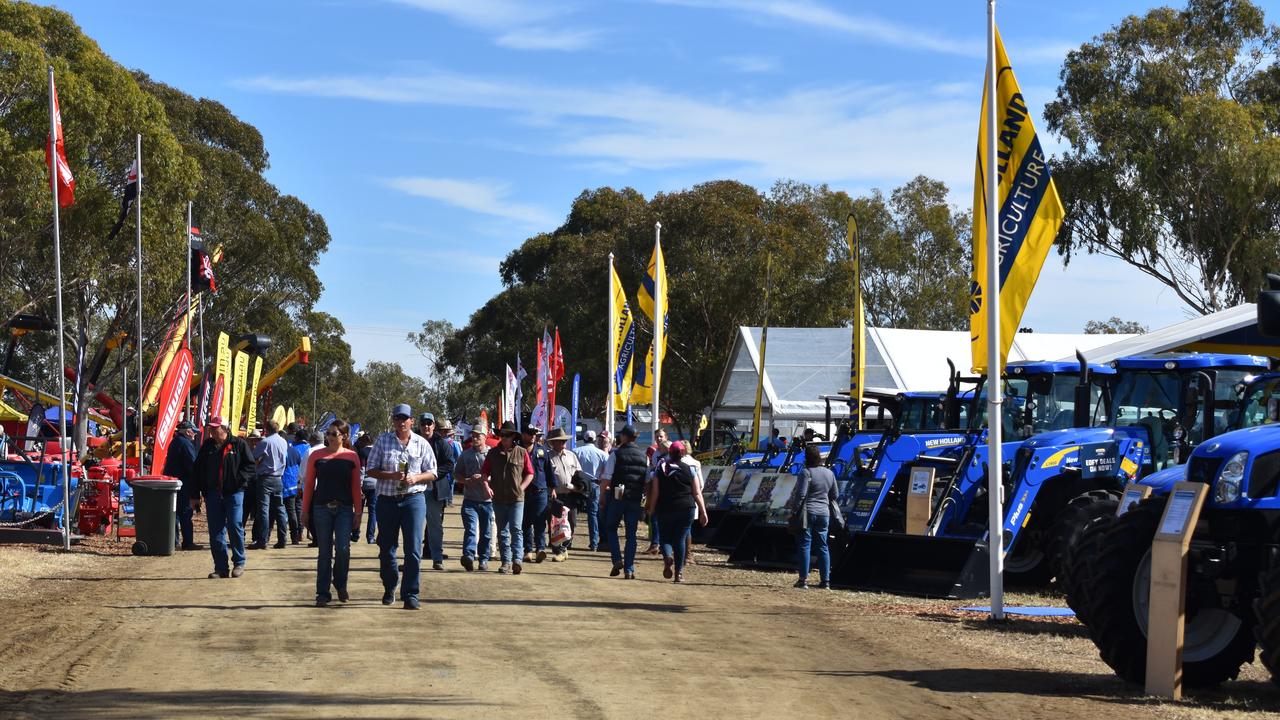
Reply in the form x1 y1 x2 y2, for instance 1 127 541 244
1107 353 1270 472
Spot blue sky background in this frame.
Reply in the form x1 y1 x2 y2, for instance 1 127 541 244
46 0 1243 378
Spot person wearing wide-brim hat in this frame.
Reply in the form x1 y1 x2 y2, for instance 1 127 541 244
455 424 493 571
543 426 583 561
480 421 535 574
520 424 552 563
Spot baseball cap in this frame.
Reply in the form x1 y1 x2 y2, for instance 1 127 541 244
392 403 413 419
583 430 596 442
176 420 195 432
618 425 637 439
419 412 435 423
205 416 224 428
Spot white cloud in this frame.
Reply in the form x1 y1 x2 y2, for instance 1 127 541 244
653 0 980 56
383 176 556 227
495 27 600 51
720 54 780 73
388 0 597 51
242 71 980 191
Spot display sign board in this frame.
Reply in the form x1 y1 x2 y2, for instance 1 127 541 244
1079 442 1119 479
762 473 799 526
701 466 729 506
905 466 935 535
1117 483 1152 517
1146 481 1209 700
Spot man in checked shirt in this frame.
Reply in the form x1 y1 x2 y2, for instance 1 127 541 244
365 403 437 610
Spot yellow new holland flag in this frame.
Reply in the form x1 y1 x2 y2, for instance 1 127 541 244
611 264 636 412
970 28 1064 374
847 214 866 430
635 238 667 404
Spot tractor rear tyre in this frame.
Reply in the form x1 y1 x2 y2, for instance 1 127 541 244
1253 559 1280 685
1064 510 1114 625
1047 489 1119 588
1082 496 1255 687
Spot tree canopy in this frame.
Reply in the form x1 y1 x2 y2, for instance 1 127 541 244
441 177 969 435
1044 0 1280 314
0 1 340 452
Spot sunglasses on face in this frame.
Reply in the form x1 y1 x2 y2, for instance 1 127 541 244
325 431 340 437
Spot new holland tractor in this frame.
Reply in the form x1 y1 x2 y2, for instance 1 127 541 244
1067 291 1280 687
833 352 1272 597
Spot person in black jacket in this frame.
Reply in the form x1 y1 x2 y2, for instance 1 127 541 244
192 416 256 579
163 420 201 551
419 413 457 571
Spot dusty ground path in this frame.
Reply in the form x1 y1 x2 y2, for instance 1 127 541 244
0 513 1276 719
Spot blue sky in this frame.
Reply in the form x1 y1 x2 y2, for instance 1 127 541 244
49 0 1235 378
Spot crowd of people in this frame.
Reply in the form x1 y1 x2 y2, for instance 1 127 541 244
164 402 718 609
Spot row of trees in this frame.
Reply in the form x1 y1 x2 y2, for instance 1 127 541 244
0 2 421 443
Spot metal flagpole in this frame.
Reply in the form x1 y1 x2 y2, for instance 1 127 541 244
185 202 193 352
985 0 1005 621
48 66 70 551
651 222 662 441
607 253 617 439
135 133 145 475
119 366 126 541
752 254 772 448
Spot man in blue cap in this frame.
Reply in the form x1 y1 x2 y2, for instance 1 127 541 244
365 403 436 609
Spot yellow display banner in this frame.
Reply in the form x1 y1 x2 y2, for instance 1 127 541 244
970 27 1064 374
847 214 866 430
245 355 263 432
231 351 249 434
215 332 232 420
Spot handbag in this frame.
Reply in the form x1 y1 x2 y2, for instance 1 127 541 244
571 470 591 493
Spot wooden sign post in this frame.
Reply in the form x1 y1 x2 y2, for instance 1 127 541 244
905 466 935 535
1145 481 1208 700
1117 483 1153 517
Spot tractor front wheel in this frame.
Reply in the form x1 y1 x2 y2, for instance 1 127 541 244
1047 488 1119 588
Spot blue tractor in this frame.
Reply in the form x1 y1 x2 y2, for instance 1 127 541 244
832 357 1116 594
1071 346 1280 686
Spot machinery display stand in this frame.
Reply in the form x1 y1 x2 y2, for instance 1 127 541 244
1145 481 1208 700
905 466 935 535
1117 483 1152 517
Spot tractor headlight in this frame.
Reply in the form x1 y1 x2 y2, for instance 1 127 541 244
1214 451 1248 504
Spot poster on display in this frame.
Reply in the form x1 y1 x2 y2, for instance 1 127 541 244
763 473 799 526
701 466 729 506
725 472 766 513
740 473 779 514
720 468 753 510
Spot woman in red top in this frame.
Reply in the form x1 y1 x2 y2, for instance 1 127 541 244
301 420 363 606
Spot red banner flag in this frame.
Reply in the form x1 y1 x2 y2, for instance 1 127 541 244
552 327 564 382
46 77 75 208
151 347 193 475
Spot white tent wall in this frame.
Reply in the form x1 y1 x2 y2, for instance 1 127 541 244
711 325 1137 440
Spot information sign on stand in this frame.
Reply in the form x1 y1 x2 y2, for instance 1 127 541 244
905 466 935 536
1145 481 1208 700
1117 483 1152 517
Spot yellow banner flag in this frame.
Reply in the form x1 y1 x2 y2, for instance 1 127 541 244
970 27 1064 374
630 343 654 407
611 264 636 412
637 235 667 402
847 214 866 430
245 355 263 431
231 351 249 434
215 332 232 420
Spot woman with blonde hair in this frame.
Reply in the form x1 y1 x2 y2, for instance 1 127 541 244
301 420 363 606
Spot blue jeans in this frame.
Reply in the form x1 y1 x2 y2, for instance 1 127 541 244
586 483 600 549
523 489 548 553
311 503 353 601
424 494 447 564
461 499 493 562
604 498 644 572
176 482 195 547
376 492 426 601
493 501 524 566
362 485 377 542
796 513 831 583
254 475 287 546
658 507 697 574
205 490 245 575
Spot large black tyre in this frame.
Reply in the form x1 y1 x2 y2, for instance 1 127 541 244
1253 559 1280 685
1065 513 1114 625
1081 496 1256 687
1047 489 1119 588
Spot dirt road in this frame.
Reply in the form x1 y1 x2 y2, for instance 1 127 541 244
0 514 1275 719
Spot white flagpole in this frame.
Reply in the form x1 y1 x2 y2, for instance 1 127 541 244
48 66 70 551
985 0 1005 621
651 222 662 441
185 202 193 352
607 253 617 439
135 132 145 475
